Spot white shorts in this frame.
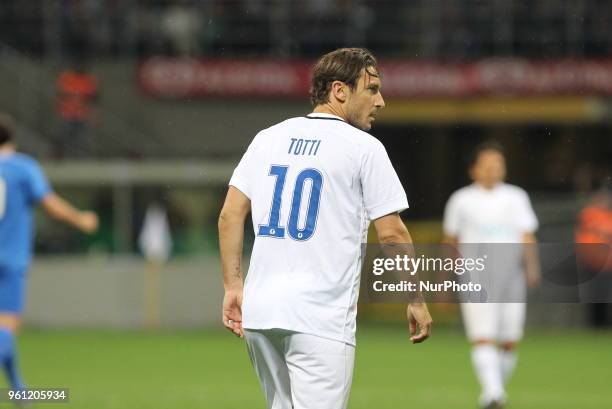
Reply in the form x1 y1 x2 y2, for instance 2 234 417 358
244 329 355 409
461 303 526 342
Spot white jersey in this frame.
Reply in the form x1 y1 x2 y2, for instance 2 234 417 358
443 183 538 300
229 113 408 345
443 183 538 244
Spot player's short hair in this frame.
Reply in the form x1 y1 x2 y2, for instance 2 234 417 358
469 140 505 167
0 112 15 146
310 48 378 106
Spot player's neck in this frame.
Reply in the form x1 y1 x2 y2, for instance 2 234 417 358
0 143 16 155
312 104 347 122
475 181 500 190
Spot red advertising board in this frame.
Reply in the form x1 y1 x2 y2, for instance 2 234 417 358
138 58 612 98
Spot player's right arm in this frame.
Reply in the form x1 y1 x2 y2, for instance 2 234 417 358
442 191 460 246
218 186 251 338
40 193 98 233
373 213 433 344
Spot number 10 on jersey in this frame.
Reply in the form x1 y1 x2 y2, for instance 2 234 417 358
258 165 323 241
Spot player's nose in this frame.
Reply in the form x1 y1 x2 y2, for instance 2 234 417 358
376 94 385 109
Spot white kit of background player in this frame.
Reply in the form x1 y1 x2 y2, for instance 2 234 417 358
443 144 539 409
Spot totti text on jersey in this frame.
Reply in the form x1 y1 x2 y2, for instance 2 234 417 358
288 138 322 156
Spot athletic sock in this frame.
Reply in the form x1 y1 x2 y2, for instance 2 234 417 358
0 328 24 390
471 344 505 405
500 349 518 385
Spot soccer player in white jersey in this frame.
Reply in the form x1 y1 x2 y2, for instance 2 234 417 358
443 142 540 409
218 48 432 409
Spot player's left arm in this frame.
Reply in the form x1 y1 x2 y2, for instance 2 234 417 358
374 213 433 344
29 161 98 233
518 189 541 288
40 193 98 233
218 186 251 338
522 232 541 288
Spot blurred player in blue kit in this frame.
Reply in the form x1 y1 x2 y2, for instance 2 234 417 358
219 48 432 409
443 142 540 409
0 113 98 391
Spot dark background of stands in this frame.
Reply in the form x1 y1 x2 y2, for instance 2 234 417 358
1 0 612 59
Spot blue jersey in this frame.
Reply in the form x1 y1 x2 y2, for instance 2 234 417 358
0 153 51 269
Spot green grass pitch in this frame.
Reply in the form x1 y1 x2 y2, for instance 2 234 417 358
2 325 611 408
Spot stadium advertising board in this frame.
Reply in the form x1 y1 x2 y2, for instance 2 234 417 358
139 58 612 98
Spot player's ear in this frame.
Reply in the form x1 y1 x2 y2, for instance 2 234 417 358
331 81 348 103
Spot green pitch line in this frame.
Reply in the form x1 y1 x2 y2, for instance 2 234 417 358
2 326 610 409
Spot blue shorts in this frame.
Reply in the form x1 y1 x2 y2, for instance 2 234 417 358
0 265 27 314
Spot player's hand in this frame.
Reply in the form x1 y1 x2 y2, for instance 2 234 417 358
407 302 432 344
222 288 244 338
79 211 99 234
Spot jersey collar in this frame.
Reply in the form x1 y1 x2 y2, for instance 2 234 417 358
305 113 346 123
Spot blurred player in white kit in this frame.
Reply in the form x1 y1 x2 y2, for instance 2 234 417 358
443 141 540 409
218 48 432 409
